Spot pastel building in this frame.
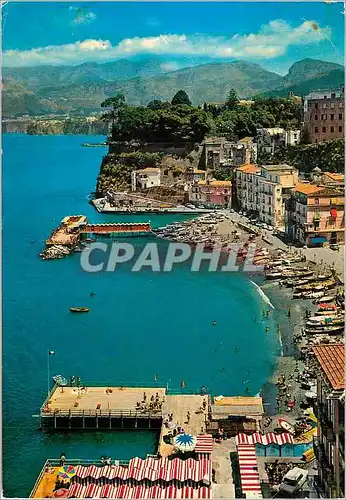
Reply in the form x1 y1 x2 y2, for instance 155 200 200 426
285 183 344 246
189 180 232 207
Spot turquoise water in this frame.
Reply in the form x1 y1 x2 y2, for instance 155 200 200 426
2 134 280 497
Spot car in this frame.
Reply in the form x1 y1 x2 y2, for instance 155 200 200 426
330 243 339 251
185 204 195 209
279 467 308 496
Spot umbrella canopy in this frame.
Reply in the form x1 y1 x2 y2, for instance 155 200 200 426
53 488 69 498
173 433 197 452
58 465 76 479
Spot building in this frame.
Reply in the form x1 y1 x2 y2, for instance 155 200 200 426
189 179 232 207
321 172 345 187
131 168 161 191
256 128 300 155
303 86 344 143
131 168 174 191
235 163 261 213
207 396 263 437
201 136 257 170
236 163 299 229
285 183 344 246
312 344 344 498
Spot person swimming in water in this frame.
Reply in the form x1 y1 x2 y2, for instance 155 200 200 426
212 320 216 326
234 348 239 353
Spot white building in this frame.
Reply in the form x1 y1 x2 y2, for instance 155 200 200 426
131 168 161 191
236 163 299 229
256 128 300 155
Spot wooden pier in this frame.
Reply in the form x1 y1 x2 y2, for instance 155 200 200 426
40 386 165 430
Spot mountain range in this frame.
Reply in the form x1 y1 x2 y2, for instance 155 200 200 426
3 57 344 118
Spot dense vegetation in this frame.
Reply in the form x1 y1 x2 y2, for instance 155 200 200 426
102 90 302 143
96 151 163 194
262 138 345 173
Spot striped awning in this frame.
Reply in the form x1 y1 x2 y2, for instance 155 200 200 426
195 434 213 454
237 444 262 498
100 484 116 498
72 456 212 484
68 484 87 498
85 483 101 498
236 432 294 446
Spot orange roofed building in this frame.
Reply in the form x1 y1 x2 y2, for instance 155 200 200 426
313 344 344 498
285 182 344 246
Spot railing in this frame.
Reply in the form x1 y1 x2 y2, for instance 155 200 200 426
41 408 163 419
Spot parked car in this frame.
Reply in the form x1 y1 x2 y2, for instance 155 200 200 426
279 467 308 496
330 243 339 251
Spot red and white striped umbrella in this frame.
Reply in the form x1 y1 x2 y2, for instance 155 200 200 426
199 486 210 499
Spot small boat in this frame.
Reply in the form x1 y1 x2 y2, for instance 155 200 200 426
305 325 344 335
278 417 295 434
69 307 90 313
314 295 335 304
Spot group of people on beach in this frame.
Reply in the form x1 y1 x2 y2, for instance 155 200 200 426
135 392 164 412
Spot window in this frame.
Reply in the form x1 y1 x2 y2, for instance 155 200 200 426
339 113 343 120
322 126 326 133
339 126 343 133
331 114 334 120
322 114 327 120
331 102 335 109
331 126 334 133
315 198 320 205
315 127 318 133
314 115 318 120
314 103 318 109
323 103 327 109
331 93 336 99
339 102 344 108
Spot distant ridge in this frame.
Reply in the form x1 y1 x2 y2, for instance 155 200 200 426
2 57 344 117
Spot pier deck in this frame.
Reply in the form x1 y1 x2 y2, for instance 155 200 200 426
159 395 208 457
41 386 166 430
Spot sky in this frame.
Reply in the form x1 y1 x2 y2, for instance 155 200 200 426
2 1 344 74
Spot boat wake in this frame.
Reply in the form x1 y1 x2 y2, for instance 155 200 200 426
250 280 275 309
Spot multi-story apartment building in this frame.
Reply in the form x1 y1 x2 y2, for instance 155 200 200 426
200 136 257 169
235 164 261 212
313 344 344 498
236 163 299 229
303 86 344 143
285 182 344 246
256 128 300 155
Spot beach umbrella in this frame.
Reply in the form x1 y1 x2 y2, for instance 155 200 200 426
173 433 197 452
53 488 69 498
58 465 76 479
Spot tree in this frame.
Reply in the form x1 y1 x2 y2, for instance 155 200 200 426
171 90 191 106
101 93 126 131
225 89 239 111
147 100 170 111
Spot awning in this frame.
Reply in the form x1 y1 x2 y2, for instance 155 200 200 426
237 444 262 497
195 434 213 454
330 208 337 218
236 432 294 446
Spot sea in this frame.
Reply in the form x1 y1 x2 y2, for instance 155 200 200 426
2 134 281 497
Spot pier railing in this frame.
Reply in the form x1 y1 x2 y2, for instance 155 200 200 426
40 408 163 419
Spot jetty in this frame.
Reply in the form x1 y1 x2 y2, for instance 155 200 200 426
40 216 151 259
39 384 208 438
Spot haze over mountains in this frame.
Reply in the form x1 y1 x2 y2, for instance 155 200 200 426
3 57 344 118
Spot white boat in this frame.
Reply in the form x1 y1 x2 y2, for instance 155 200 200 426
278 417 295 434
